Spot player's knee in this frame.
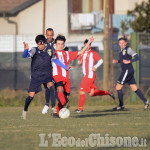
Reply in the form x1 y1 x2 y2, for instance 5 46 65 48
80 91 85 95
47 82 54 88
57 86 63 93
89 92 94 97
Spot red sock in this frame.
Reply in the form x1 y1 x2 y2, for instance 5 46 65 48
58 92 66 105
94 90 109 96
56 102 63 114
78 94 85 110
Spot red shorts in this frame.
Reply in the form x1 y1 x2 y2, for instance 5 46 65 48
80 76 97 93
53 75 70 94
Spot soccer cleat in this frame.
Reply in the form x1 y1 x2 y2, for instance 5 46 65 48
51 107 57 114
113 105 125 111
74 109 83 113
144 101 150 110
22 110 27 120
42 105 49 114
108 90 115 100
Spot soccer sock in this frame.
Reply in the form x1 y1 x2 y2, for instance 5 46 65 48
48 86 56 108
135 89 147 104
45 88 50 106
58 92 66 106
55 90 60 102
56 102 63 114
117 90 124 106
93 90 109 96
78 94 85 110
24 96 33 111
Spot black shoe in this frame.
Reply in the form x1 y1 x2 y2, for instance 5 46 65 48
113 105 125 111
144 101 150 110
108 90 115 100
74 109 83 113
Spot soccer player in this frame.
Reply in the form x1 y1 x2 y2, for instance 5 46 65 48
74 39 115 112
52 35 94 114
112 37 150 111
42 28 57 114
42 28 69 114
21 35 68 119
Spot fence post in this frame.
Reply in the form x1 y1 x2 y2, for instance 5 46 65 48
130 32 140 102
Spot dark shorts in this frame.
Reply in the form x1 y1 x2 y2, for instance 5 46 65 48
117 70 136 85
28 75 54 93
55 81 70 96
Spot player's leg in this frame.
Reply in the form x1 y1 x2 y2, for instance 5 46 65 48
113 83 125 111
42 83 50 114
46 81 57 114
55 82 67 114
113 71 128 111
75 91 85 112
92 89 115 100
22 79 42 119
63 80 71 108
130 84 149 110
22 92 35 120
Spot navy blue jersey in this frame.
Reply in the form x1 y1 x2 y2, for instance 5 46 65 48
45 39 55 52
30 46 53 78
119 46 136 72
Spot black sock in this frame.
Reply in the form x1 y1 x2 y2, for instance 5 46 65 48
45 88 50 106
135 89 147 104
117 90 123 107
48 86 56 108
24 96 33 111
55 90 60 102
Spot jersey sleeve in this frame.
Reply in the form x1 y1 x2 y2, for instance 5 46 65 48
68 51 79 62
29 47 36 57
127 47 137 56
93 51 101 61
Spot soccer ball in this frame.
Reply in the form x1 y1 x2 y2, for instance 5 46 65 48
59 108 70 119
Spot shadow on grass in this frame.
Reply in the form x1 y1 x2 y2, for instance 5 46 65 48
73 112 130 118
91 108 130 113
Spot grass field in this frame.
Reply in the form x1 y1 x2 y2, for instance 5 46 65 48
0 105 149 150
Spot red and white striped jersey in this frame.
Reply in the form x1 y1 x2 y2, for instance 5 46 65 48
79 50 101 78
52 50 78 79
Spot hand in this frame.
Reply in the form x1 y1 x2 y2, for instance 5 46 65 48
23 42 29 49
123 59 131 64
92 66 96 71
112 59 118 64
88 36 94 43
67 66 74 70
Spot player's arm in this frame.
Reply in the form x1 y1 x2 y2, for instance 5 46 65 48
77 37 94 56
22 42 36 58
123 48 139 64
51 54 68 70
92 52 103 71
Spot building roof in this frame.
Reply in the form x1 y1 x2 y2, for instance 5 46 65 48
0 0 41 17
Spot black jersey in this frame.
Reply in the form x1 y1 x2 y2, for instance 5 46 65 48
30 46 53 78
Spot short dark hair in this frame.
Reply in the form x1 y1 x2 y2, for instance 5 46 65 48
64 46 69 51
35 34 46 44
118 37 127 42
46 28 54 32
84 39 91 45
55 34 66 43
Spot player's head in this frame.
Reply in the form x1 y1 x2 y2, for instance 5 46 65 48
55 34 66 51
35 34 46 50
84 39 91 51
46 28 54 42
118 37 127 49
